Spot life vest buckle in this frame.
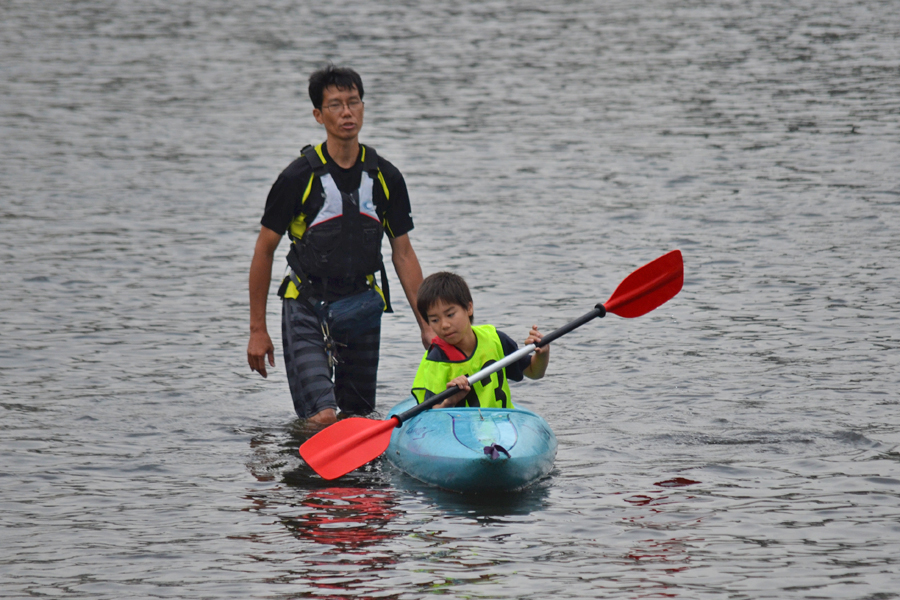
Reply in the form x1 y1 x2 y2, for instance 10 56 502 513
311 299 346 369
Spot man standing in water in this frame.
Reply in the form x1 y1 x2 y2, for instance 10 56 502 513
247 65 432 424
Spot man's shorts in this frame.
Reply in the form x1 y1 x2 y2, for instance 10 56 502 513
281 290 383 419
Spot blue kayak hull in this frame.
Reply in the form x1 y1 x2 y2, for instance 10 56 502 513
386 396 557 493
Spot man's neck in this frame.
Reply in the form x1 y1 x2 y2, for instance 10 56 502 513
325 137 360 169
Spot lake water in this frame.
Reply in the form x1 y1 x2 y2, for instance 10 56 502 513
2 0 899 598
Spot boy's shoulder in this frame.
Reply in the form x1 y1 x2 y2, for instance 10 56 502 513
474 324 518 357
494 329 519 356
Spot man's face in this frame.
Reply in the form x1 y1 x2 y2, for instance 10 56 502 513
313 85 364 141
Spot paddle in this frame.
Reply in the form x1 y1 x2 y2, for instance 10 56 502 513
300 249 684 480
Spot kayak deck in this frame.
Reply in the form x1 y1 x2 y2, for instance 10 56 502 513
386 396 557 493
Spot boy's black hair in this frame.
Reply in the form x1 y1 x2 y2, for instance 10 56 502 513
308 65 364 109
417 272 474 324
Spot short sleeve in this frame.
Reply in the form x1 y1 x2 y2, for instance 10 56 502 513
497 330 531 382
377 157 414 239
260 157 312 236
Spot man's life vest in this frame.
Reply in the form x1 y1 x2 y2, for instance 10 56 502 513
281 143 392 310
411 324 515 409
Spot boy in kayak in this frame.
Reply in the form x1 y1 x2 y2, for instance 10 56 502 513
411 272 549 409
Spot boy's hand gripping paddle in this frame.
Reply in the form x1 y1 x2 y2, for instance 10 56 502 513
300 249 684 480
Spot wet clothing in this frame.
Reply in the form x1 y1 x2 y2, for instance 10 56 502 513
411 325 532 409
263 143 413 418
281 293 382 419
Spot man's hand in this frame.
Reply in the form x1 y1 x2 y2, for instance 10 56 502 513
247 330 275 378
420 326 435 349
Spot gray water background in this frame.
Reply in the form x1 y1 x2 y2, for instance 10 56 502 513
2 0 899 598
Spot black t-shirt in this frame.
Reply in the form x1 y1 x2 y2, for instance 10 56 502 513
261 143 414 299
497 330 532 383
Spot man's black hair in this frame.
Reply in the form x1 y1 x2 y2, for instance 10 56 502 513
417 272 475 324
308 65 364 109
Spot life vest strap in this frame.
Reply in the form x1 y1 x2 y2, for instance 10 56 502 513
361 144 379 176
302 143 380 176
430 336 467 362
301 144 328 175
378 263 393 313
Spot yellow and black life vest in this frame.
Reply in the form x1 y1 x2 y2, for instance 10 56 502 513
281 143 392 310
411 324 515 409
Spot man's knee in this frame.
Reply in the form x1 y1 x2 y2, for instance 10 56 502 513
290 383 336 421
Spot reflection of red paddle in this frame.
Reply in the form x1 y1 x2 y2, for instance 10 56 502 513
300 249 684 480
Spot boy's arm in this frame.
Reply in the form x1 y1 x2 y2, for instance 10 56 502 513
523 325 549 380
435 375 471 408
411 351 467 408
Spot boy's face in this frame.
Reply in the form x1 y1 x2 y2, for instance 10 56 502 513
426 300 474 347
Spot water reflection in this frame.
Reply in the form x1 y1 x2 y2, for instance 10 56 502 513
613 478 703 595
241 423 550 597
247 424 401 545
244 425 403 600
276 488 401 598
280 487 400 550
387 463 553 521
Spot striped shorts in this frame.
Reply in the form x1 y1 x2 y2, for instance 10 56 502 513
281 294 381 419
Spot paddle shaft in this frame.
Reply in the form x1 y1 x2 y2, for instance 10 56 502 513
394 303 608 425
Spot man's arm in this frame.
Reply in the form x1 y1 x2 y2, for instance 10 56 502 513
389 233 434 349
247 226 283 378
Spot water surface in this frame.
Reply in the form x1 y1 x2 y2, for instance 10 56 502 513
2 0 899 598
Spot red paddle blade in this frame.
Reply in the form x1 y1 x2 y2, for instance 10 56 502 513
299 417 399 480
604 250 683 318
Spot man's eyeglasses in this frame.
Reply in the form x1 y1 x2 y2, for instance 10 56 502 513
321 99 364 114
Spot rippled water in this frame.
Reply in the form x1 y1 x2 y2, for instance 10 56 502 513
2 0 899 598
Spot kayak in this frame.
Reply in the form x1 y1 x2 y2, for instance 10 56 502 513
385 396 557 493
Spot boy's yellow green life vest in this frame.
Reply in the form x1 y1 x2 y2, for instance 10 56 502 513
411 324 515 409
